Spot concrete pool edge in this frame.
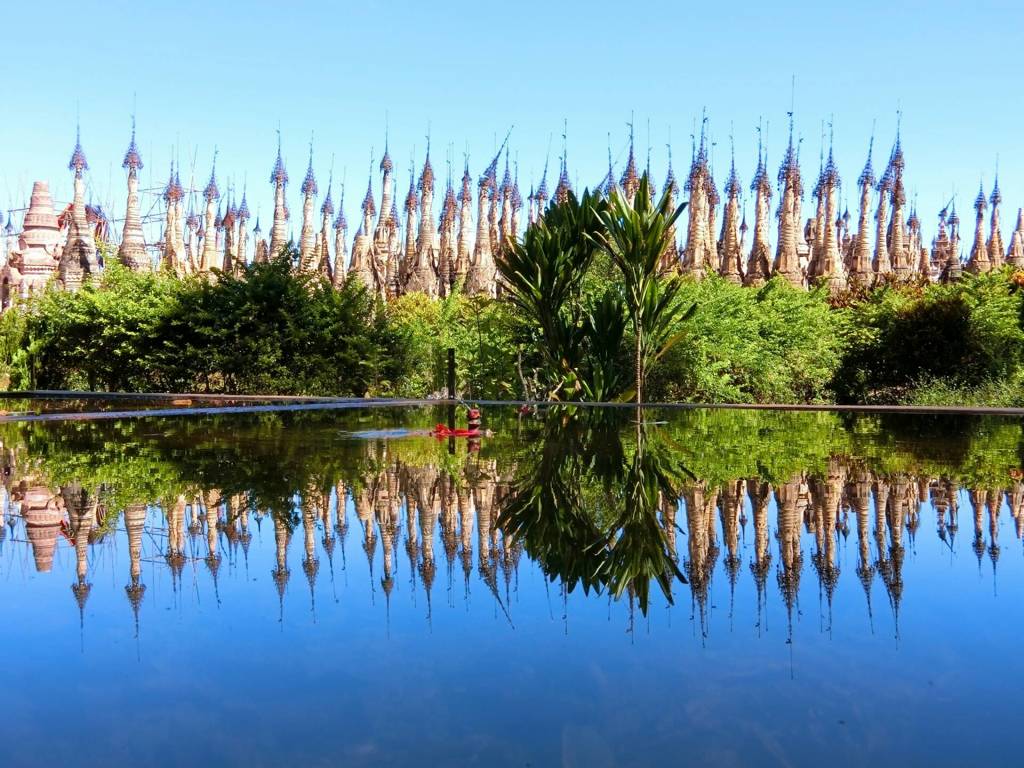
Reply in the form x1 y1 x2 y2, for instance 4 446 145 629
0 390 1022 421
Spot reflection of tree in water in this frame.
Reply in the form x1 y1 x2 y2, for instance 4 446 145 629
8 404 1024 637
499 410 688 616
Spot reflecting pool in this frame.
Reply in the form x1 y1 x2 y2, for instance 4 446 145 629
2 405 1023 766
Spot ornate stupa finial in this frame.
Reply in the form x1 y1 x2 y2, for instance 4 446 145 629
321 166 334 218
480 127 512 191
620 118 639 194
419 132 435 194
253 216 262 235
204 149 219 201
664 137 679 197
858 131 876 189
122 115 143 172
501 148 512 195
405 165 417 212
380 121 393 173
239 182 251 221
724 133 741 199
270 128 288 186
975 180 988 213
990 170 1002 207
334 181 347 231
602 134 616 196
163 158 178 203
459 154 472 202
554 120 572 202
751 119 771 197
362 154 376 218
822 121 840 188
173 162 184 200
537 147 550 202
777 107 800 190
685 110 711 193
301 137 317 197
511 160 523 211
68 122 89 177
890 110 905 172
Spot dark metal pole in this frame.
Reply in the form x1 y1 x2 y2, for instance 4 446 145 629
447 348 456 402
447 348 456 453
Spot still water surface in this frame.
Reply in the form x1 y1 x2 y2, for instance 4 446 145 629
1 405 1022 767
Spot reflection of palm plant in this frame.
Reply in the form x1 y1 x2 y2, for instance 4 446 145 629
594 173 693 404
498 408 688 614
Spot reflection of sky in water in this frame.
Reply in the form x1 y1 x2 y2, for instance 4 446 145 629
0 407 1022 767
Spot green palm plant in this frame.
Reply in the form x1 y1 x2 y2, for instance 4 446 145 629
497 190 609 400
593 173 693 404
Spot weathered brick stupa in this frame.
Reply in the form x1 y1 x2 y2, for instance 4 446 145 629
0 115 1019 308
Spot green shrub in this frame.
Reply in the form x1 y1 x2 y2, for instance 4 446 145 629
646 275 844 403
833 272 1024 403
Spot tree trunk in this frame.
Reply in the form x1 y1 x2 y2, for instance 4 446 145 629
635 326 642 405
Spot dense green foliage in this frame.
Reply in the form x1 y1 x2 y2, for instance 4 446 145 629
832 272 1024 404
9 256 404 396
1 225 1023 405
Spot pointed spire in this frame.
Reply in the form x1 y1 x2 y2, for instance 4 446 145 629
500 149 512 195
724 139 741 199
554 124 572 204
380 130 393 173
405 168 417 212
270 129 288 186
362 157 377 219
664 143 679 197
511 162 523 211
859 134 876 189
301 139 317 197
163 158 179 203
68 122 88 177
537 154 549 202
419 137 435 194
975 180 988 213
320 174 334 217
173 168 184 201
620 120 639 198
121 116 143 172
334 184 347 231
750 123 771 198
458 156 472 203
990 173 1002 207
204 151 219 201
238 186 251 220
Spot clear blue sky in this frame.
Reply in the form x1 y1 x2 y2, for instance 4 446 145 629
2 0 1021 240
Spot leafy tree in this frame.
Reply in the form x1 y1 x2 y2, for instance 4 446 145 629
593 173 693 404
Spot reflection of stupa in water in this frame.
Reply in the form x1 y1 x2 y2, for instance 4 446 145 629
63 484 97 625
847 470 875 625
748 480 773 631
809 461 843 626
165 495 187 588
775 474 805 639
11 417 1024 643
684 481 719 636
271 512 292 618
124 503 148 635
22 483 63 573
